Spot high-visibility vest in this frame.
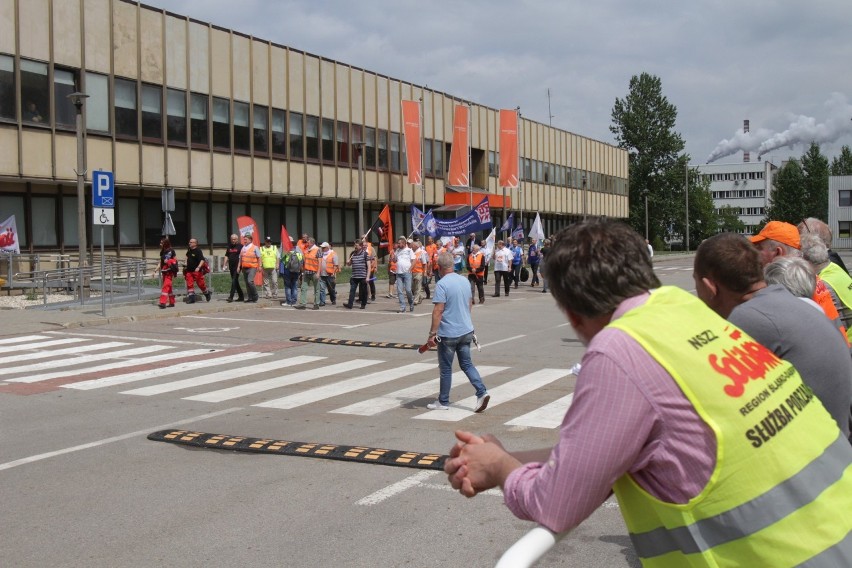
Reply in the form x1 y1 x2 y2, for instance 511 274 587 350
425 244 438 267
240 244 259 269
303 245 320 273
608 286 852 567
819 262 852 341
411 249 426 274
323 250 339 275
813 276 850 347
468 252 485 276
260 245 278 269
432 246 445 270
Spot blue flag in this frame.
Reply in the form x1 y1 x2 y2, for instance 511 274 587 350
512 224 525 241
499 212 514 233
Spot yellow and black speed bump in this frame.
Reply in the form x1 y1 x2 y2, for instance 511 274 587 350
290 336 421 350
148 430 447 471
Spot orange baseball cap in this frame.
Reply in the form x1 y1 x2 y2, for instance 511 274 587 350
748 221 800 249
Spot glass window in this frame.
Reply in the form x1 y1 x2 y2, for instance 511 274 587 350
233 101 250 152
344 208 356 241
336 122 349 165
321 118 334 163
331 208 343 243
250 204 265 239
32 197 57 246
0 55 13 120
433 140 443 176
190 93 208 146
390 132 400 172
21 59 49 125
53 68 77 128
118 197 140 245
401 135 407 175
840 190 852 207
488 151 496 177
350 124 362 165
85 72 109 132
190 201 208 244
253 105 268 154
289 111 303 159
166 88 186 145
212 97 230 150
424 137 432 175
378 130 389 170
267 204 282 230
839 221 852 239
305 115 319 160
271 109 286 156
364 127 376 169
316 206 329 243
141 84 162 140
62 196 78 246
301 205 314 237
211 202 228 244
285 204 298 238
143 198 163 246
114 78 137 138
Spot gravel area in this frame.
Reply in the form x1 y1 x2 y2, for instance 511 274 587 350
0 292 100 310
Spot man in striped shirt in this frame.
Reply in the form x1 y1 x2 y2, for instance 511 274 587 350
343 240 369 310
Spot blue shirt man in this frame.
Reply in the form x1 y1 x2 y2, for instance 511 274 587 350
426 252 489 412
511 239 523 288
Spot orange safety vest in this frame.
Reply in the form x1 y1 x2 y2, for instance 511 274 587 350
297 239 309 255
468 251 485 276
323 250 339 275
813 276 850 347
432 246 445 270
303 245 320 273
240 243 259 269
425 243 438 268
411 249 426 274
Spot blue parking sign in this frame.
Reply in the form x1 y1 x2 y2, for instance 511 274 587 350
92 171 115 208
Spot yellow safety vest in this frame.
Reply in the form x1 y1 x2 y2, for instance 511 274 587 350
260 245 278 269
608 286 852 567
819 262 852 341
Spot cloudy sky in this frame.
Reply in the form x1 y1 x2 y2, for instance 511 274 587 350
143 0 852 165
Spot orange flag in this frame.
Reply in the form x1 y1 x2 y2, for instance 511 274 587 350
368 205 393 257
447 105 469 187
236 216 264 285
401 100 422 185
499 109 519 188
280 225 293 253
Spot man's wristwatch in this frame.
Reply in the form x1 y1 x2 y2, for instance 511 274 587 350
428 331 437 337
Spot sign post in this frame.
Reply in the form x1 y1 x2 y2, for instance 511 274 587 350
92 171 115 317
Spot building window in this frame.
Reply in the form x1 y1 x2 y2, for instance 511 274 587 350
118 197 140 246
212 97 230 150
166 88 186 145
365 127 376 169
114 78 137 138
378 130 389 170
271 109 286 156
53 68 77 129
21 59 49 125
305 115 319 160
85 72 109 132
253 105 268 154
840 190 852 207
433 140 443 177
321 117 334 162
190 93 208 147
423 137 432 175
337 121 350 165
390 132 400 172
289 111 303 159
140 84 162 141
233 101 250 153
0 55 13 120
32 197 57 246
839 221 852 239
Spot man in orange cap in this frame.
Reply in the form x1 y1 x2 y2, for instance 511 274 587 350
749 221 800 266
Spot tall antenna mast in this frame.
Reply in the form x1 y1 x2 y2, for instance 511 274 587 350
547 88 554 126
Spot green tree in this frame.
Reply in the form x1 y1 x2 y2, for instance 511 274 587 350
800 142 829 220
764 159 807 224
717 205 746 233
610 73 685 243
671 167 717 249
830 145 852 175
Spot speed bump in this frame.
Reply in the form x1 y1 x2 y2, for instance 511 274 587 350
290 336 421 350
148 430 447 471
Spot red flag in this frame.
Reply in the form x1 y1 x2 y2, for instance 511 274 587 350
368 205 393 257
236 216 263 285
401 100 422 185
280 225 293 252
448 105 469 187
499 109 519 188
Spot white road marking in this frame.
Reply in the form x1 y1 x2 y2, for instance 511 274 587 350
254 362 438 410
0 334 51 345
64 351 251 390
356 470 439 506
186 315 364 329
330 366 507 416
505 393 574 429
479 334 525 348
46 331 234 348
183 359 384 403
2 345 172 376
415 368 571 421
0 337 86 354
0 407 242 473
121 355 326 396
0 341 128 365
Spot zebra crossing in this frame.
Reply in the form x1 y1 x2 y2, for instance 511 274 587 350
0 334 577 428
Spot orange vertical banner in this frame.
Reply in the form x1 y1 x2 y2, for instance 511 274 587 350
447 105 469 187
499 109 519 188
401 100 422 185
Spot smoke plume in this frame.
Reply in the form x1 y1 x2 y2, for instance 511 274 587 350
706 93 852 163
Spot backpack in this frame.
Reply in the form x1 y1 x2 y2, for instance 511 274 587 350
286 251 302 273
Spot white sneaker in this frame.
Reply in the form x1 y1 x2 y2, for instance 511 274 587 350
426 401 449 410
474 394 490 413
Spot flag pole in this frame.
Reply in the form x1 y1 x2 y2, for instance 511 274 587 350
517 108 523 233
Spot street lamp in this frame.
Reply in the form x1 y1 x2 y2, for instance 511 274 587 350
352 141 365 237
581 173 587 220
68 91 89 289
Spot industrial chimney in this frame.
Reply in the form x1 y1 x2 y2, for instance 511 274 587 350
743 120 750 163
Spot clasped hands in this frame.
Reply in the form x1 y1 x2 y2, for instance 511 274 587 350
444 430 521 498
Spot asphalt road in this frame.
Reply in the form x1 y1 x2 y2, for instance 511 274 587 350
0 259 697 567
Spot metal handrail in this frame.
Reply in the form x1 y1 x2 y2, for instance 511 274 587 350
495 526 569 568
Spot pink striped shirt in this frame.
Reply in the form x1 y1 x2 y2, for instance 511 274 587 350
503 293 717 533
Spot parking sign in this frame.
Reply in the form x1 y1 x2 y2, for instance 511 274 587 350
92 171 115 208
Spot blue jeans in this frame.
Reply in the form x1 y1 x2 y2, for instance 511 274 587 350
396 272 413 309
284 272 300 304
437 332 487 405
